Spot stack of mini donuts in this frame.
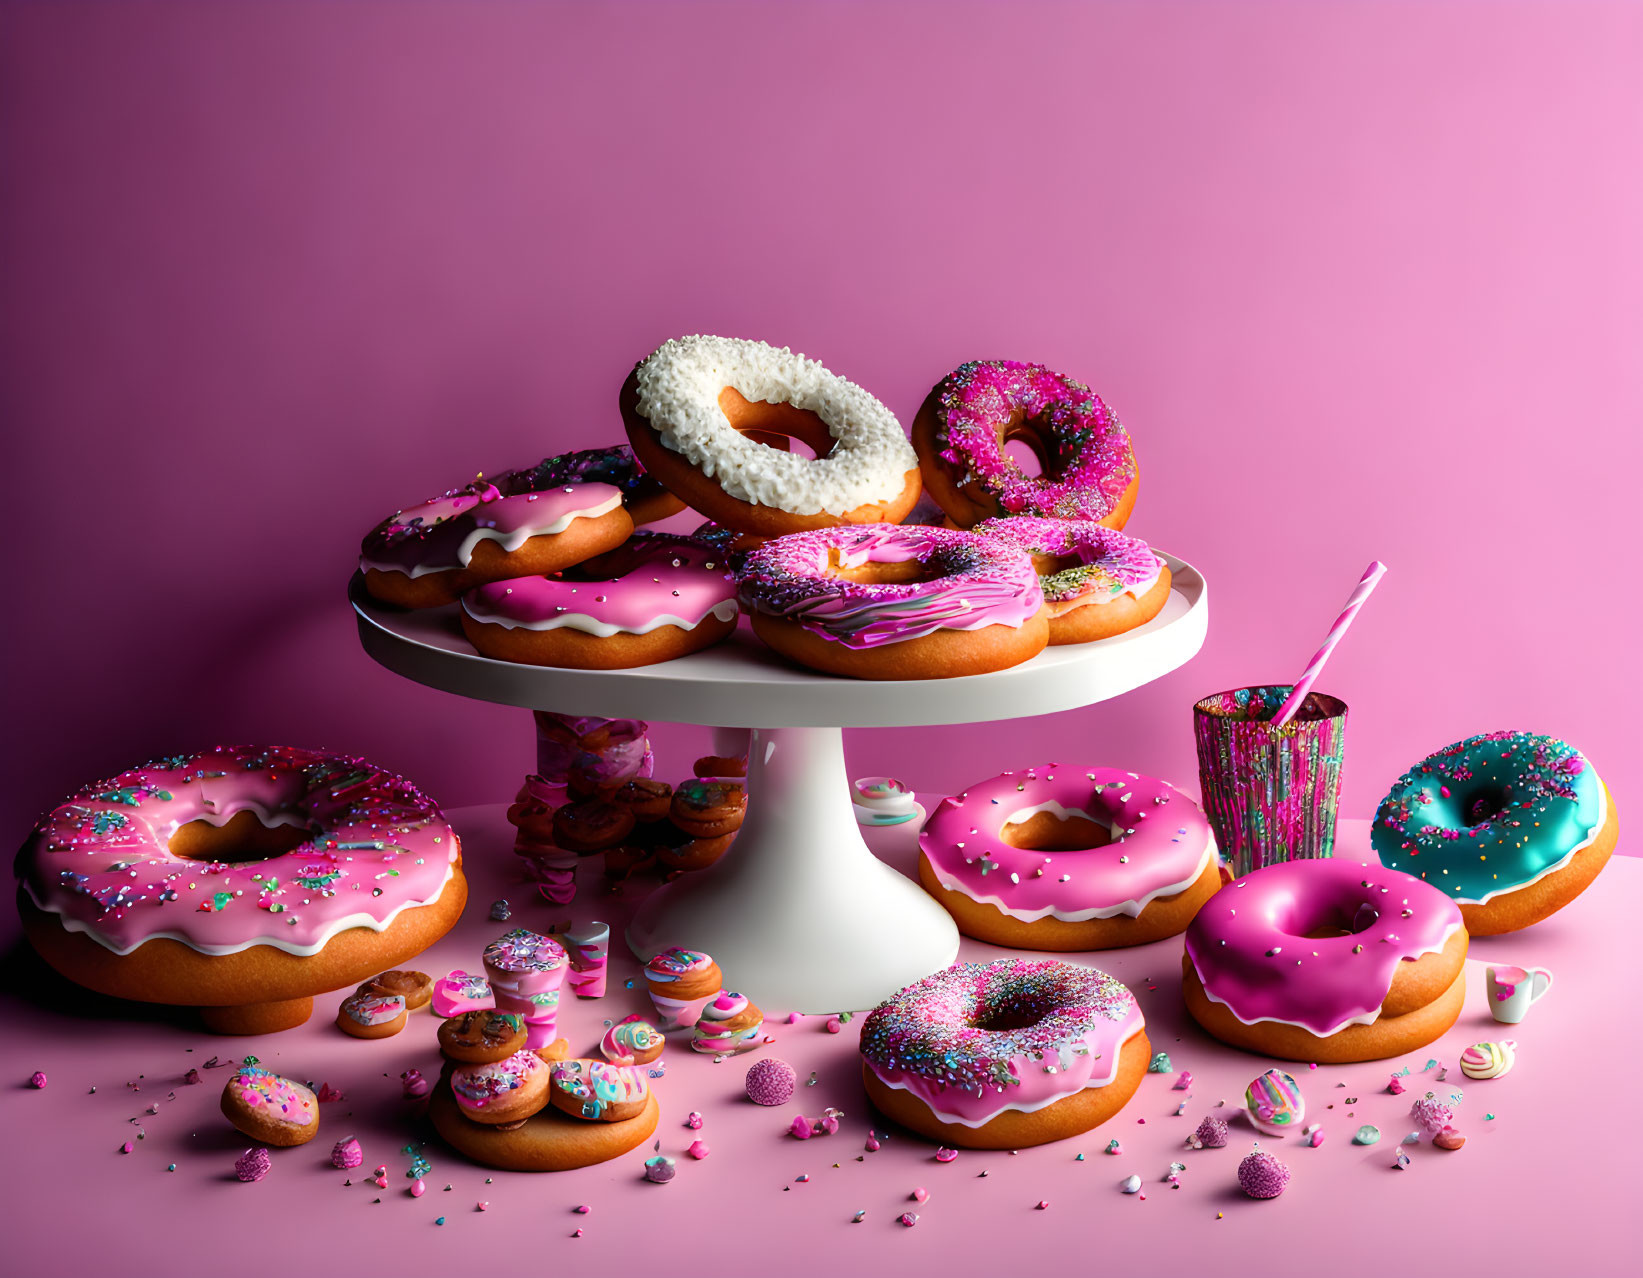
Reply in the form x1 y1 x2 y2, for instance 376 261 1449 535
509 753 750 895
357 337 1177 679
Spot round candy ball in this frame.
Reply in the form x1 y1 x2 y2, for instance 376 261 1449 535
745 1057 797 1106
1237 1151 1290 1199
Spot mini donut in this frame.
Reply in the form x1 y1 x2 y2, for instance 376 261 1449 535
432 969 493 1019
693 754 748 780
972 517 1170 644
336 987 408 1039
621 335 922 536
551 800 636 854
600 1013 667 1066
429 1076 658 1172
859 958 1150 1150
852 777 920 827
735 524 1048 680
656 832 734 874
911 360 1138 529
643 948 722 1030
547 1058 651 1122
361 478 633 610
1371 730 1618 935
919 765 1221 950
606 778 674 821
362 969 433 1011
669 780 747 838
690 991 766 1055
439 1010 528 1064
449 1049 553 1125
220 1063 319 1147
1182 859 1469 1063
16 745 466 1036
460 532 739 670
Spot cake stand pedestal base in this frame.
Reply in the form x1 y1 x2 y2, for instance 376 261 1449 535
627 725 959 1013
199 996 314 1035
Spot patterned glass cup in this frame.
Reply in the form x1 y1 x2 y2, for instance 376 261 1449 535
1193 685 1347 878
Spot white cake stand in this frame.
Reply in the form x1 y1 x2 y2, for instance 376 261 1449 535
350 552 1209 1011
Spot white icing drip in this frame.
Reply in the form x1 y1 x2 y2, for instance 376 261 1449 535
469 599 740 638
1187 919 1466 1036
633 335 917 516
359 491 623 577
25 860 457 959
867 1020 1145 1127
941 835 1218 922
1445 774 1609 905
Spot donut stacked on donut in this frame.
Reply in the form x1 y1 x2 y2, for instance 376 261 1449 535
622 335 922 536
1371 730 1618 935
360 450 666 609
972 517 1170 644
734 524 1049 678
15 745 467 1034
461 531 738 669
912 360 1138 529
919 765 1220 950
860 958 1151 1149
1181 859 1468 1063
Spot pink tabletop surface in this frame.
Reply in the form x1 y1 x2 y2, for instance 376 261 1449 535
2 806 1636 1276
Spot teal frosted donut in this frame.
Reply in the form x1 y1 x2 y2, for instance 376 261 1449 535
1371 731 1617 935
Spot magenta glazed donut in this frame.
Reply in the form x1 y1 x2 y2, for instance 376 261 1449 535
974 517 1171 644
1181 858 1469 1062
460 532 739 669
912 361 1138 528
734 524 1048 679
859 958 1151 1149
918 765 1221 950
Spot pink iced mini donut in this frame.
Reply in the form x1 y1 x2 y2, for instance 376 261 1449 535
912 361 1138 529
973 517 1170 645
431 970 494 1019
360 466 636 609
1182 859 1469 1063
919 765 1221 951
735 524 1048 679
460 532 739 669
859 959 1150 1149
17 745 467 1035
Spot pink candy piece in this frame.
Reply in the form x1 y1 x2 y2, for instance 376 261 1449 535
330 1137 363 1170
826 1017 843 1034
865 1135 881 1152
559 922 611 1000
745 1058 797 1107
789 1116 813 1140
687 1140 710 1160
910 1187 929 1203
235 1148 272 1183
898 1212 919 1228
28 1071 46 1089
1388 1074 1407 1095
431 969 494 1020
1411 1097 1454 1137
1237 1151 1290 1199
400 1069 429 1099
935 1147 958 1163
686 1112 703 1130
477 1201 489 1212
410 1179 426 1198
1173 1071 1193 1091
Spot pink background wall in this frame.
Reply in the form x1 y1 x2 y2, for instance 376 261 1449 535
3 1 1638 844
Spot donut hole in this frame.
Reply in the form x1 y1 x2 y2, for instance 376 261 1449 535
826 550 944 586
1031 552 1087 577
1001 809 1112 851
168 808 314 863
1461 784 1512 826
1279 899 1384 940
718 387 834 461
998 415 1056 478
970 1002 1050 1033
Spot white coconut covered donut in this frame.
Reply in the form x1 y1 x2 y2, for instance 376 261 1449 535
620 335 923 536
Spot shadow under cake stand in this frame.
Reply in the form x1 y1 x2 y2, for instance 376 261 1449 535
350 552 1209 1012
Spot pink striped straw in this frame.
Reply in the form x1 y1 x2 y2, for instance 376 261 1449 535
1272 561 1388 727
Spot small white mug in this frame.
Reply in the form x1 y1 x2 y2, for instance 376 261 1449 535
1486 964 1553 1024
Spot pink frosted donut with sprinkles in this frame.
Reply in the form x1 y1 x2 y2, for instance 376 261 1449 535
918 765 1222 950
460 531 739 669
973 517 1170 644
1182 859 1469 1063
912 360 1138 529
16 745 467 1035
358 449 666 609
859 959 1151 1149
735 524 1048 679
